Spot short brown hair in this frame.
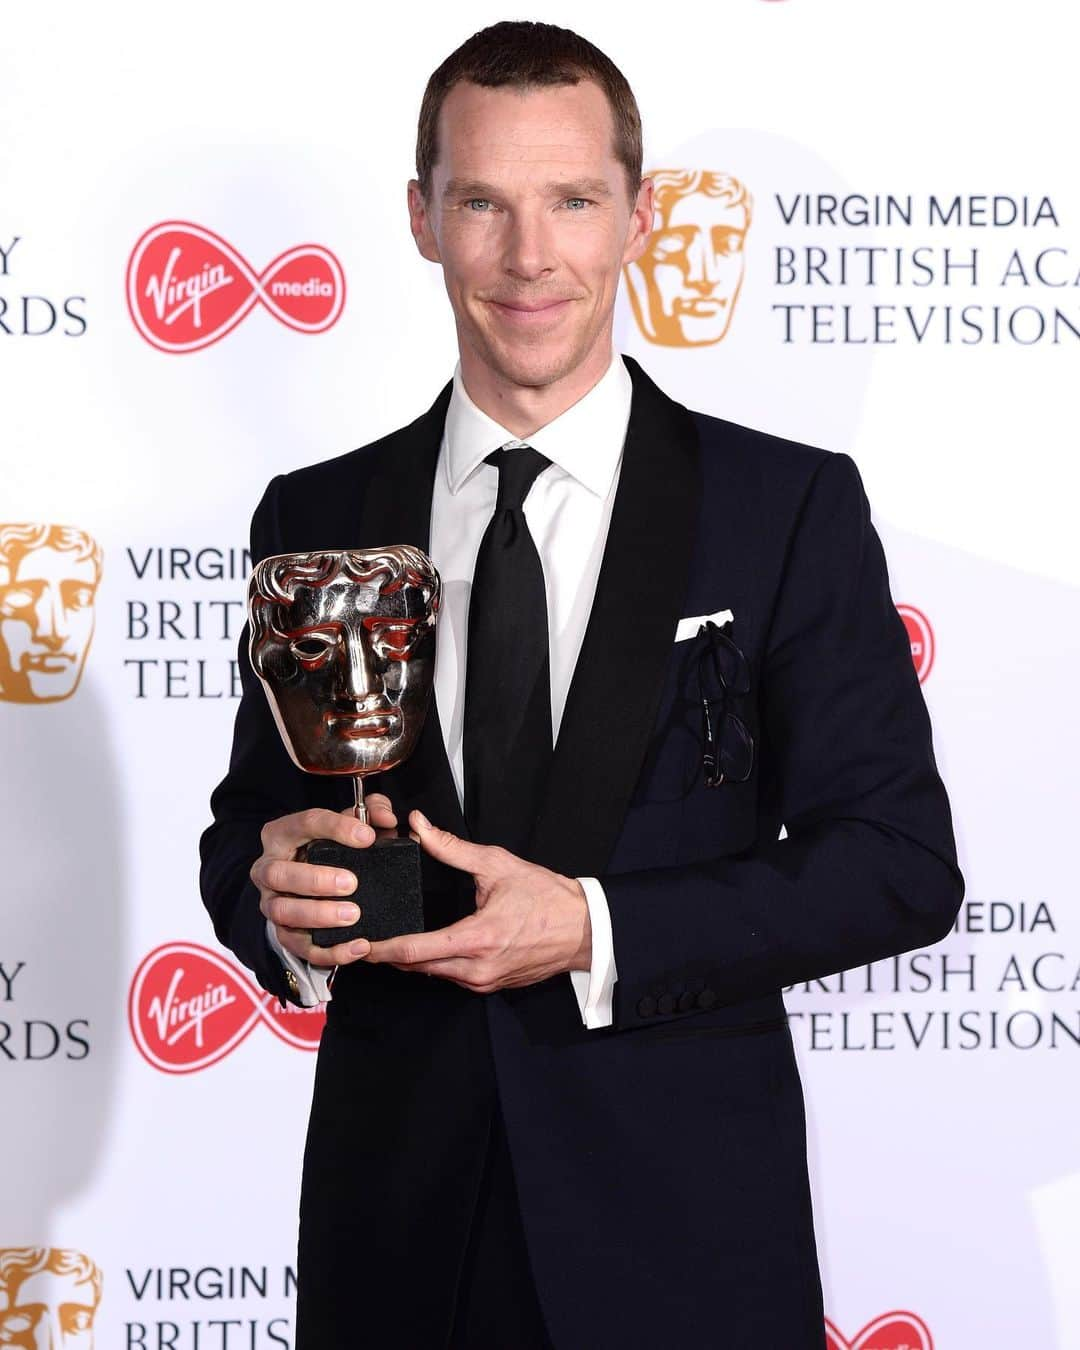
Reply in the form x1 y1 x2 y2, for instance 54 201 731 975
416 21 643 202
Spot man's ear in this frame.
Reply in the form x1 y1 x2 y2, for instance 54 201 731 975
407 179 442 264
622 175 654 268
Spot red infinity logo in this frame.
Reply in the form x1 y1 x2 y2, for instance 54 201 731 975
129 942 326 1074
825 1311 933 1350
896 604 935 684
126 221 345 353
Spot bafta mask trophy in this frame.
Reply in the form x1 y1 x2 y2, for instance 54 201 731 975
248 545 441 945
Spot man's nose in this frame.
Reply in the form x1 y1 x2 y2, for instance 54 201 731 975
32 583 69 649
503 209 556 282
339 627 385 705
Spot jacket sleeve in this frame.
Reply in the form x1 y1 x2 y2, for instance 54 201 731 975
603 451 964 1030
198 474 316 1004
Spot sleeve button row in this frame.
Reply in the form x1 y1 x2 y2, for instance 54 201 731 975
636 988 719 1019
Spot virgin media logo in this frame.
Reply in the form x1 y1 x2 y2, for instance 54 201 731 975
128 942 325 1074
125 222 345 353
825 1310 933 1350
896 604 935 684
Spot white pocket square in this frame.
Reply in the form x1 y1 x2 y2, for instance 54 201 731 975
674 609 734 643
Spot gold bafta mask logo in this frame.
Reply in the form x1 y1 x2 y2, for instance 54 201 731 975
0 525 102 704
624 170 754 347
0 1248 101 1348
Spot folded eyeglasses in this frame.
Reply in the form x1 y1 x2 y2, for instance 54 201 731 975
696 620 754 787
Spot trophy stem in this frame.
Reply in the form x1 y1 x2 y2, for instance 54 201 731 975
352 776 368 825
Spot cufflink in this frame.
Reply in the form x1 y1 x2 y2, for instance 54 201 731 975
283 967 300 997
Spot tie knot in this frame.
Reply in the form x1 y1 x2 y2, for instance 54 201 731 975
485 444 551 511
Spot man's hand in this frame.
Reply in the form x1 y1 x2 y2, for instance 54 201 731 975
361 810 592 993
250 794 399 968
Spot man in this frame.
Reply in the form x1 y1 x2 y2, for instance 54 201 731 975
200 20 962 1349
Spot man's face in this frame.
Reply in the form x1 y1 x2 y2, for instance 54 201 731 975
408 80 653 390
0 547 98 703
627 192 748 346
0 1268 97 1348
251 563 437 776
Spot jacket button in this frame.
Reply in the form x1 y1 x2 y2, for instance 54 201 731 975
637 995 657 1018
657 993 676 1015
677 991 696 1013
697 989 717 1010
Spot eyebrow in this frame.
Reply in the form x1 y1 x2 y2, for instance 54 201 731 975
441 178 615 201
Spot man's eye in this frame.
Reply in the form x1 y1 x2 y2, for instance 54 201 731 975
466 199 493 212
564 198 590 210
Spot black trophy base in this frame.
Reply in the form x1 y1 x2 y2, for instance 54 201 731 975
305 836 424 946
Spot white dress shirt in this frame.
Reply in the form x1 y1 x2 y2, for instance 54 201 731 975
269 351 632 1029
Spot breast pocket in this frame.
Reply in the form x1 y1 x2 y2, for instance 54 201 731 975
627 627 761 860
633 628 758 789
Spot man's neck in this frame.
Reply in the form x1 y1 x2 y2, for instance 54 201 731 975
458 340 615 439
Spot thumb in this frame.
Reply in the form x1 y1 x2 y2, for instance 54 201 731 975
409 810 501 878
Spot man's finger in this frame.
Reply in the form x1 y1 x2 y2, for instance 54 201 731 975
262 808 373 858
274 925 341 969
365 793 398 829
251 856 360 898
261 893 361 931
388 957 495 989
275 925 370 969
361 916 479 966
408 810 509 878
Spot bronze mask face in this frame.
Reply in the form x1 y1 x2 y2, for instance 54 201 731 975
248 546 441 777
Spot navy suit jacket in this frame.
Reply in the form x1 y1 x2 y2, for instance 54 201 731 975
200 355 962 1348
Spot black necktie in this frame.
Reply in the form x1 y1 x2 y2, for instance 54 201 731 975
463 445 553 854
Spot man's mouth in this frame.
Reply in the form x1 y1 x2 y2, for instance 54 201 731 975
485 297 575 324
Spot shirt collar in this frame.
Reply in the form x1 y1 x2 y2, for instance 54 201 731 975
443 351 633 498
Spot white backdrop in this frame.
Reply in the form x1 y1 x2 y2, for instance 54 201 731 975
2 2 1078 1347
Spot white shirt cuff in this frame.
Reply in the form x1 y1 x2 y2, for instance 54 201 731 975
568 876 617 1029
265 918 334 1007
